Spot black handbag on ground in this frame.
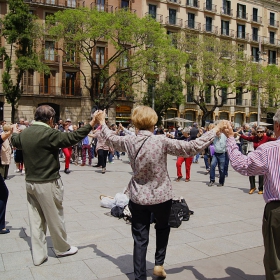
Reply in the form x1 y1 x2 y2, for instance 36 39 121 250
169 200 184 228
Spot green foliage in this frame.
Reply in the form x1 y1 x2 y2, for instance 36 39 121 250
0 0 48 122
143 75 184 124
46 8 185 109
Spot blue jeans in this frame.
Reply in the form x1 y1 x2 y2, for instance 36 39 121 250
193 153 199 163
204 154 210 170
210 152 226 185
224 152 229 176
108 152 114 163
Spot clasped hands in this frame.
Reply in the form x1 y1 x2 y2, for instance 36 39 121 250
90 109 107 127
214 120 234 138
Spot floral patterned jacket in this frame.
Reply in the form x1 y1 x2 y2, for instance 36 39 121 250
101 125 215 205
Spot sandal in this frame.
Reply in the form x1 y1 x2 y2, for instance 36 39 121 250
175 177 182 182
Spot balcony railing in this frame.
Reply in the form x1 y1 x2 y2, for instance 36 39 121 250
203 3 217 13
203 24 218 35
61 86 82 96
24 0 80 8
251 55 259 63
43 54 60 65
236 11 248 20
39 85 61 95
250 34 260 42
165 16 183 27
268 19 279 28
236 32 249 40
227 99 249 106
251 15 262 24
268 58 278 65
115 7 136 13
220 28 235 38
90 3 113 12
185 20 201 31
220 7 233 17
62 55 80 66
186 0 199 9
145 12 163 23
262 36 279 46
167 0 181 4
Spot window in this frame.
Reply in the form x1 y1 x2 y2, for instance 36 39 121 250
268 50 277 64
238 44 244 59
222 0 231 15
121 0 129 8
221 87 227 104
22 70 34 94
149 4 157 19
67 0 76 8
270 12 275 26
236 87 243 105
237 4 246 19
205 0 212 11
96 47 105 65
96 0 105 11
169 9 176 25
65 72 77 95
65 43 76 63
251 47 259 62
205 85 211 103
252 27 258 41
237 24 245 38
40 71 56 95
187 83 194 102
188 13 195 28
252 8 258 22
45 41 55 61
221 20 229 35
206 17 212 32
187 0 198 7
270 31 275 44
119 51 128 68
46 0 55 4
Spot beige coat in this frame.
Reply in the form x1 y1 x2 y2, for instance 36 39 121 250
1 137 12 165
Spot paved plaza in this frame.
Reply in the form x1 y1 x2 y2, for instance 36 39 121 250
0 154 265 280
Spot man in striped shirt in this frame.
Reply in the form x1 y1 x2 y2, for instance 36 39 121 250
223 109 280 280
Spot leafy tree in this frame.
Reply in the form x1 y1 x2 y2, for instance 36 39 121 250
0 0 48 122
143 75 184 125
45 8 183 110
178 34 255 126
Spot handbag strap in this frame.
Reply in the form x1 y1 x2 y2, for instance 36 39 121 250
133 135 151 166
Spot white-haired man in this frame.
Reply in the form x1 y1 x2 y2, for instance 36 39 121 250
223 109 280 280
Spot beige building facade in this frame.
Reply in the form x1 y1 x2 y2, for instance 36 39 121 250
142 0 280 127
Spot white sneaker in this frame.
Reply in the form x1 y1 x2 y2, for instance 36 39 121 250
14 169 21 173
21 170 25 175
57 246 78 257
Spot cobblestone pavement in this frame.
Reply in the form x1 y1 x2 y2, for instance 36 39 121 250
0 154 265 280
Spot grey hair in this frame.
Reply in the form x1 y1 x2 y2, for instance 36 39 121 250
273 108 280 124
182 127 191 134
257 126 265 132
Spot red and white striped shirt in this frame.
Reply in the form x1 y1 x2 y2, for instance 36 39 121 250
227 136 280 203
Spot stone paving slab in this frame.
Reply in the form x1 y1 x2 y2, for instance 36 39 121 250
0 155 266 279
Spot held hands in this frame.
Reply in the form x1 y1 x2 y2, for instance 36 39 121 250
212 120 234 138
90 109 106 128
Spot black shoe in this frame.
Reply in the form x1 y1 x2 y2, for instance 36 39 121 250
0 228 10 234
93 164 101 167
64 169 70 174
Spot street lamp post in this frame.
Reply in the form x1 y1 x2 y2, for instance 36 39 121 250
152 86 155 110
257 39 263 126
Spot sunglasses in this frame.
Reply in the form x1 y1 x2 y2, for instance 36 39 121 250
257 131 264 133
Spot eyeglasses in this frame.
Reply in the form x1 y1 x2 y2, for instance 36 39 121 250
257 131 264 133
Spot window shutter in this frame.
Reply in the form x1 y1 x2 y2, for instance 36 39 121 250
105 47 108 64
62 71 66 94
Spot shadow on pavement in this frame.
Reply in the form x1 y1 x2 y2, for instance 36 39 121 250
165 265 265 280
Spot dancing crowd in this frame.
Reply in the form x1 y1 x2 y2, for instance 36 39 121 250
0 105 280 280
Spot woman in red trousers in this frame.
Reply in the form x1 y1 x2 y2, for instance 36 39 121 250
175 127 193 182
62 122 72 174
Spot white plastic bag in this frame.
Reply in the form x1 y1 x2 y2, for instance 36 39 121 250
114 193 129 208
100 195 115 209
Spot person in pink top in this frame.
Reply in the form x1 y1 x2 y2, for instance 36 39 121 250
95 106 225 280
223 110 280 280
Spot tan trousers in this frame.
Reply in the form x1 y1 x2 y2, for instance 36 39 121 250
263 201 280 280
26 179 70 265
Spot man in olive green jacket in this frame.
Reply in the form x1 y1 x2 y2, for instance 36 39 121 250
11 105 97 265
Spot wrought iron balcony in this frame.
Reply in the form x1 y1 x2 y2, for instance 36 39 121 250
220 28 235 38
268 58 278 65
90 3 113 12
203 3 216 13
185 20 201 31
251 15 262 24
39 85 61 95
236 11 248 21
43 54 60 65
145 12 163 23
186 0 199 9
24 0 81 8
203 24 218 35
165 16 183 27
268 19 279 28
62 55 80 66
220 7 233 17
167 0 181 4
236 32 249 40
250 34 260 43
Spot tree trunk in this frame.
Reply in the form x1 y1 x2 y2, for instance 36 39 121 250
11 103 15 124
